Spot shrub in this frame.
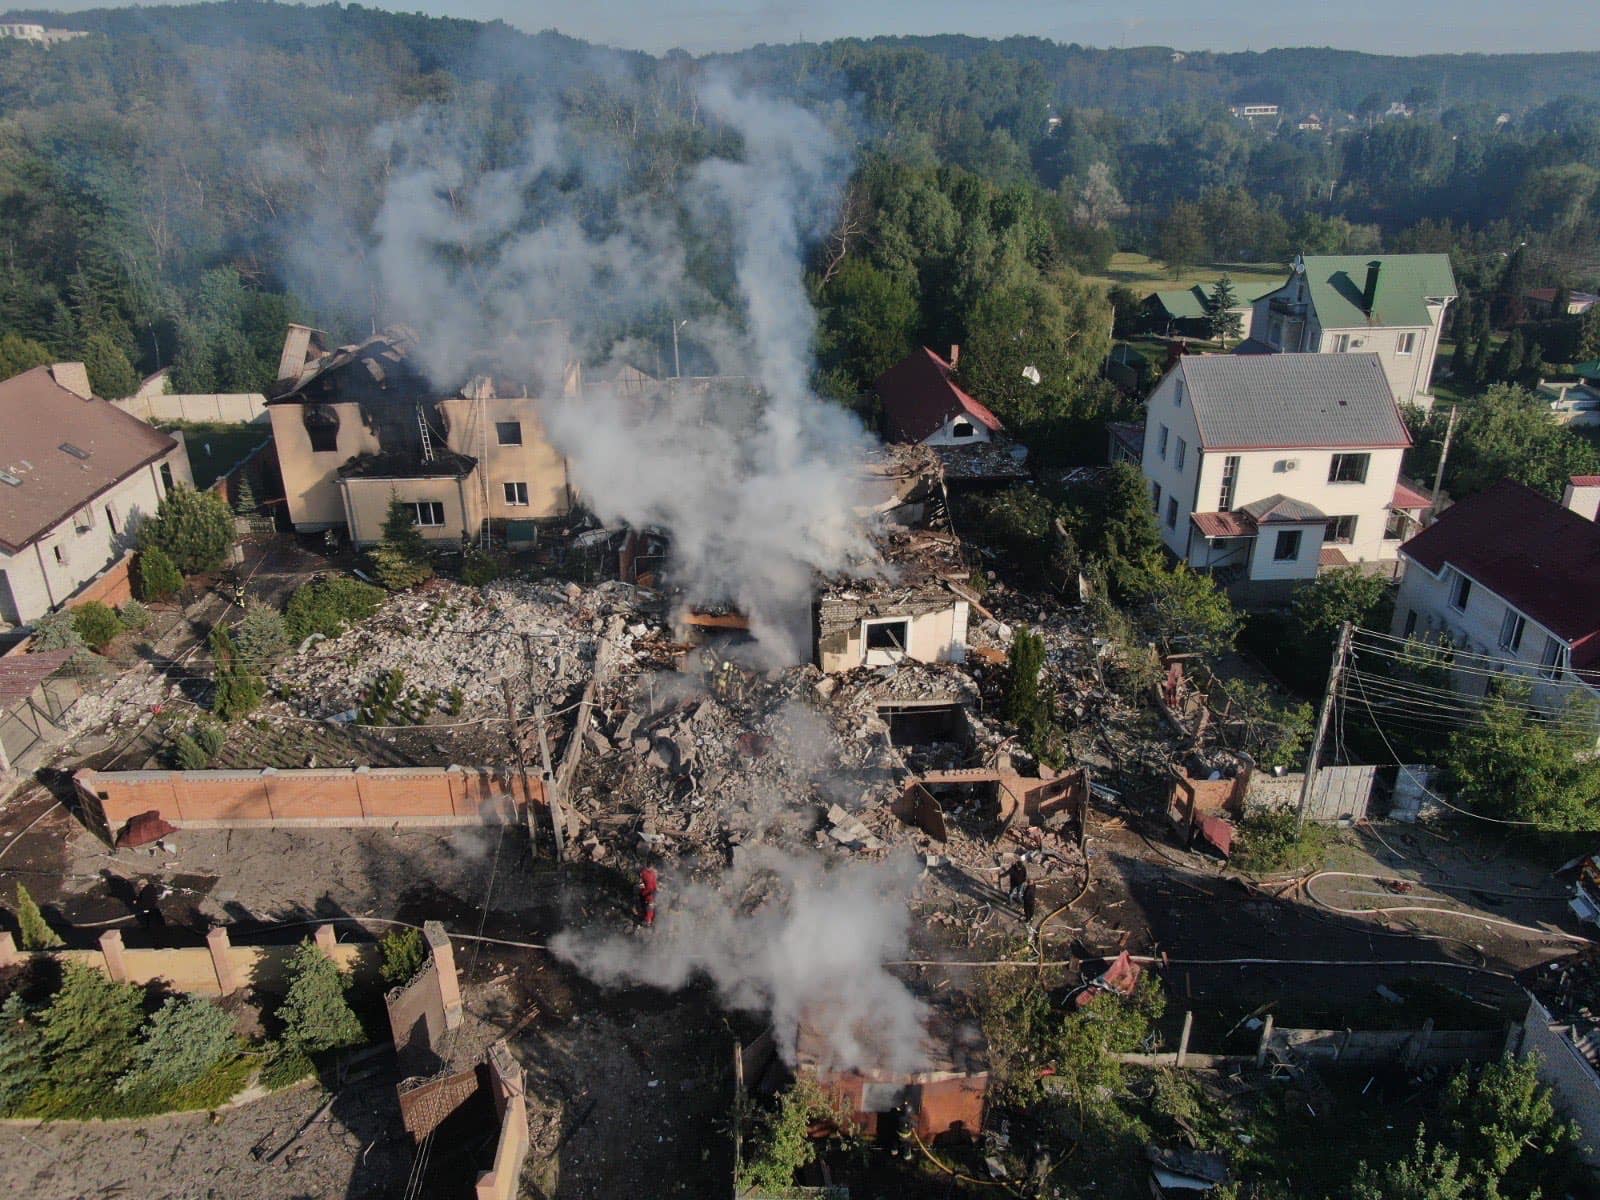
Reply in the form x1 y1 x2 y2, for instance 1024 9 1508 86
28 609 84 654
14 883 62 949
460 546 505 587
379 927 428 986
138 485 234 574
194 721 227 759
233 600 289 669
277 940 364 1053
737 1077 841 1194
118 599 153 632
1230 807 1329 875
118 996 237 1095
359 669 407 725
170 732 211 770
133 546 183 602
260 1039 316 1091
71 601 123 651
0 994 45 1115
284 576 385 642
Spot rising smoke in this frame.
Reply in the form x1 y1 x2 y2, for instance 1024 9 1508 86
282 68 881 663
551 843 929 1073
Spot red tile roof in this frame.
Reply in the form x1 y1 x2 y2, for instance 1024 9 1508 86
1319 546 1350 567
0 648 73 712
1391 479 1433 509
875 348 1004 444
1570 476 1600 488
1191 511 1256 538
1399 478 1600 670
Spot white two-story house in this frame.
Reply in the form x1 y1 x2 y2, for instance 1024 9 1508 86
1140 354 1426 601
1247 253 1457 408
1392 477 1600 713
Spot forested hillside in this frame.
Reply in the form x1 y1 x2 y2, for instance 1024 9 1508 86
0 0 1598 428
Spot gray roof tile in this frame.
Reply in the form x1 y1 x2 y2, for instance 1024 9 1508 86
1176 353 1410 451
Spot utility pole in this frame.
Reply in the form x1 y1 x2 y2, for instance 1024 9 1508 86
1297 621 1352 831
502 680 538 859
671 318 688 379
1429 404 1457 517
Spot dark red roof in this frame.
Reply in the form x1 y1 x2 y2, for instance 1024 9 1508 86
1391 479 1433 509
875 348 1003 444
1191 511 1255 538
1571 476 1600 488
1400 479 1600 669
0 648 73 711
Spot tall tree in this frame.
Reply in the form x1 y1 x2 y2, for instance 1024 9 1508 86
1155 201 1207 278
1206 275 1244 347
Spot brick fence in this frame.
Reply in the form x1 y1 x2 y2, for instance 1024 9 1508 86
0 922 378 998
74 765 545 841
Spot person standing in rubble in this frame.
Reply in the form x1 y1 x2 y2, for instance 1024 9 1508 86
1006 859 1028 908
1021 881 1038 926
637 866 658 929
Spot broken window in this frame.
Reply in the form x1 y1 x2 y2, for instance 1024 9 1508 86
1328 452 1369 483
950 419 975 439
304 407 340 453
411 501 445 527
495 421 523 446
1273 529 1301 561
1325 515 1357 544
503 481 529 506
864 619 910 655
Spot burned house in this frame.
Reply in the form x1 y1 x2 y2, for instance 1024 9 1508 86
813 446 973 674
267 324 575 545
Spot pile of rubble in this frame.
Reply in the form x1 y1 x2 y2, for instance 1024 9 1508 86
270 579 643 719
60 666 179 738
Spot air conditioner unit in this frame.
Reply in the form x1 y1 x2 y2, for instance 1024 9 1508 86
1275 458 1300 472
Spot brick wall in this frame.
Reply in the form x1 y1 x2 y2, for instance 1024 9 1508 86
74 765 544 839
67 550 137 611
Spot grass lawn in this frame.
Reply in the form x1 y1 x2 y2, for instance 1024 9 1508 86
1091 251 1286 295
164 421 270 490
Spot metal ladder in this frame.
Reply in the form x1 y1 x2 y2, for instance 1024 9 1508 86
415 405 436 463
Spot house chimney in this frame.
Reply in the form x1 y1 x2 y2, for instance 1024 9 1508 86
1562 475 1600 522
948 344 960 368
49 362 93 399
1362 261 1381 315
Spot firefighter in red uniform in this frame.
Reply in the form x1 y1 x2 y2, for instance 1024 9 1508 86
638 866 658 928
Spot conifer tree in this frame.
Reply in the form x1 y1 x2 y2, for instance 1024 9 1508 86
14 883 62 949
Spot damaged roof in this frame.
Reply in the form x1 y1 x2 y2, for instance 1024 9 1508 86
266 326 427 405
876 348 1004 444
0 366 178 555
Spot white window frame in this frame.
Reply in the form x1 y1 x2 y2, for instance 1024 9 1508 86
1218 455 1240 512
412 501 446 527
1328 452 1370 484
1273 530 1301 561
1396 331 1417 356
1498 609 1526 653
1449 572 1471 612
503 481 529 506
862 617 911 665
1174 437 1187 472
1158 425 1169 459
1332 333 1351 353
1539 635 1565 679
495 421 523 447
1325 515 1357 545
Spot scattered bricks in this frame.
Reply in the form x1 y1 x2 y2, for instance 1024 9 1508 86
207 925 243 994
99 929 129 982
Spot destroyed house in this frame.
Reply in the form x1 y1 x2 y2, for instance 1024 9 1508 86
267 324 575 545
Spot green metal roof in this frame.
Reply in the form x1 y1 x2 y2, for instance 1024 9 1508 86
1279 254 1458 330
1151 281 1276 321
1572 359 1600 382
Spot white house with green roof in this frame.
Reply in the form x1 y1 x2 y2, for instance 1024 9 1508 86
1248 253 1457 408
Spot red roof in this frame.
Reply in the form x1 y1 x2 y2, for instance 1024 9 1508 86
875 348 1003 444
1400 479 1600 670
1191 511 1255 538
1319 546 1350 567
1570 476 1600 488
0 648 73 712
1391 479 1433 509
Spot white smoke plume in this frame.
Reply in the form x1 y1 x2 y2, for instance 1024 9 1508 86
282 71 881 664
551 844 929 1073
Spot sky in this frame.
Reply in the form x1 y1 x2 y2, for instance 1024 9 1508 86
31 0 1600 55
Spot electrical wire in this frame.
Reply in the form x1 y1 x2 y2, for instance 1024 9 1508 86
1304 871 1590 944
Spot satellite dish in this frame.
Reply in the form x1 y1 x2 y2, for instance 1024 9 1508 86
1021 365 1041 386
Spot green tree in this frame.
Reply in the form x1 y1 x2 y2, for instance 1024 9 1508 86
368 497 434 590
1576 306 1600 362
283 577 385 641
80 330 140 399
117 996 237 1096
817 258 919 388
379 927 427 986
1155 200 1207 277
1089 461 1164 586
39 963 144 1096
736 1077 839 1193
1449 385 1600 500
232 471 258 515
1001 628 1055 758
0 332 51 379
0 994 45 1115
138 485 234 574
1285 567 1393 689
1470 331 1493 384
27 609 84 655
1492 329 1526 382
71 601 122 651
118 599 152 632
1206 275 1244 347
1124 560 1241 660
14 882 63 949
1350 1134 1468 1200
1214 680 1314 771
133 546 183 602
1441 1053 1582 1197
171 731 211 770
276 939 364 1053
233 600 288 670
208 626 264 722
1439 687 1600 828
